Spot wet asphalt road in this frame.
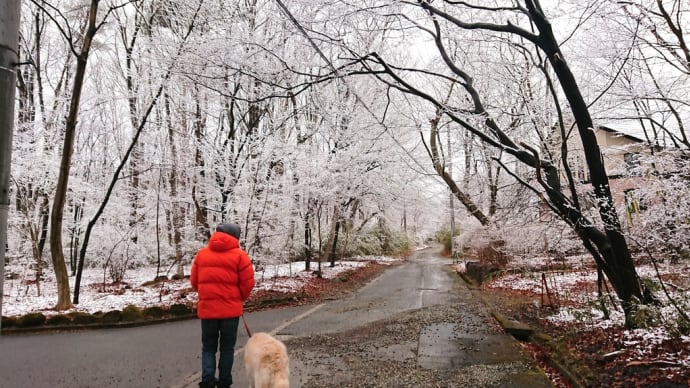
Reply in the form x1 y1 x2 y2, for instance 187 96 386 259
0 301 314 387
179 245 552 387
1 246 551 387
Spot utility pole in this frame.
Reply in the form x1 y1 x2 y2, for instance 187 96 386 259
0 0 21 331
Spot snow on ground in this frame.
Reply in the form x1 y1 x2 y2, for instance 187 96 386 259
484 259 690 370
2 255 399 318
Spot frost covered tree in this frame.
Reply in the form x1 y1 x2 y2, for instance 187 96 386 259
12 0 209 307
594 1 690 258
295 0 656 325
37 0 105 310
624 151 690 260
601 0 689 149
7 0 446 311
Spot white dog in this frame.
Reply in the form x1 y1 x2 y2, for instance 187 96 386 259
244 332 290 388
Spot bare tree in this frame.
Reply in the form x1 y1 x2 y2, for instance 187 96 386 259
13 6 60 296
612 0 689 149
428 103 490 226
301 0 651 324
44 0 103 310
72 0 206 303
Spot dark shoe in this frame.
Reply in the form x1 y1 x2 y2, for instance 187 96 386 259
198 382 215 388
216 384 230 388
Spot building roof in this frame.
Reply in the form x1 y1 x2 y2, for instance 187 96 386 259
598 125 646 143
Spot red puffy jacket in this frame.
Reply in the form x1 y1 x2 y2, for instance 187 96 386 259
191 232 255 319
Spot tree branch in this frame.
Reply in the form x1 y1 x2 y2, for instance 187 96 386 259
417 0 540 44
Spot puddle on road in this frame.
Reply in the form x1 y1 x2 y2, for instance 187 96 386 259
417 323 526 369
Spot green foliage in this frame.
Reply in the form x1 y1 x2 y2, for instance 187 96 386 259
667 297 690 337
676 316 690 336
569 305 597 323
436 229 452 255
435 228 461 256
169 303 192 316
100 310 122 324
68 311 99 325
143 306 166 319
121 305 144 322
17 312 46 327
1 316 18 328
628 301 663 329
639 277 661 293
46 315 72 326
635 281 690 336
349 226 412 257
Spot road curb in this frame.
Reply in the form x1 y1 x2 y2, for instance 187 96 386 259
453 266 589 388
1 313 196 335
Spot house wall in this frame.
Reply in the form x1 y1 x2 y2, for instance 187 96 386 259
558 128 648 179
550 127 653 212
595 130 647 178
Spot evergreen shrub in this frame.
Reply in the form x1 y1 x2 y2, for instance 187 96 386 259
143 306 166 319
169 303 192 316
1 316 18 328
121 305 144 322
628 302 663 329
350 226 412 256
100 310 122 323
17 312 46 327
68 312 99 325
46 314 72 326
436 229 452 255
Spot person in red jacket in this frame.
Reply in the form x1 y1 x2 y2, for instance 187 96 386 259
191 223 255 388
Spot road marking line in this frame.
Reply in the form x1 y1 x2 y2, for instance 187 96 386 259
236 304 324 355
271 303 324 335
173 304 324 388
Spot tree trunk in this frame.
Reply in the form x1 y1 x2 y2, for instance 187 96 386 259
528 3 646 319
304 218 312 270
165 93 185 278
429 107 490 226
412 0 648 325
321 205 339 268
304 199 314 270
50 0 101 310
193 86 209 239
0 0 21 326
155 174 162 279
330 218 341 267
125 8 142 245
69 197 83 275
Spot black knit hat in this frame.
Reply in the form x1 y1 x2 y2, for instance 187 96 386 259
216 223 241 239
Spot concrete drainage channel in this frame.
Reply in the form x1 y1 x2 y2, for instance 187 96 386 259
491 311 587 388
457 270 587 388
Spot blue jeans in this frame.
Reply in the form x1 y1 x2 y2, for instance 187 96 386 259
201 317 240 385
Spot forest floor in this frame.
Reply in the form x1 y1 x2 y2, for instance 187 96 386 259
472 256 690 388
477 284 690 387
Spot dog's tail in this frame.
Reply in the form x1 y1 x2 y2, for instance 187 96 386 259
270 370 290 388
264 351 289 387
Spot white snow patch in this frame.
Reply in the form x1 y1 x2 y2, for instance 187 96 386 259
2 257 401 318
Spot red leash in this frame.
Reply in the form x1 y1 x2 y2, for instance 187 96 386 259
241 315 252 337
